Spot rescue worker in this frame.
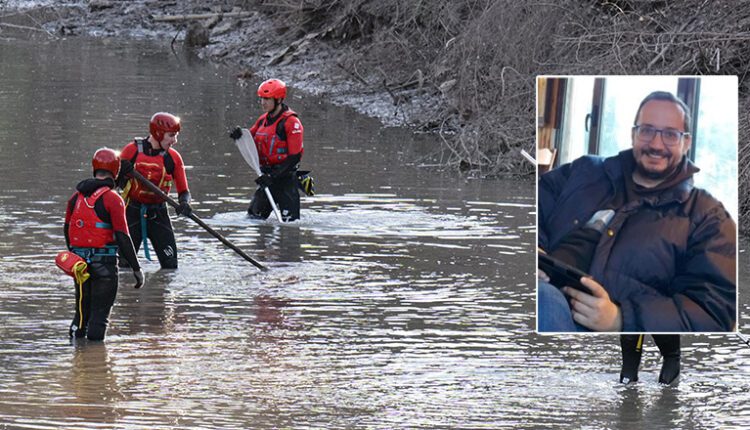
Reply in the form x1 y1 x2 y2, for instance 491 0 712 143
65 148 144 341
230 78 304 221
119 112 192 269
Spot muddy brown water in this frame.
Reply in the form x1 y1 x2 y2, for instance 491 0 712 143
0 37 748 429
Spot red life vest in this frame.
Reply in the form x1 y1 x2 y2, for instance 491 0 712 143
125 140 175 204
253 109 298 166
68 186 116 248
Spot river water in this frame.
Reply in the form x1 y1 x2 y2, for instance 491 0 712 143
0 36 748 429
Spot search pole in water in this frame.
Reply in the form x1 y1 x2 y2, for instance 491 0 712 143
130 170 267 271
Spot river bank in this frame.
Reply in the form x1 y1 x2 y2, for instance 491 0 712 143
2 1 473 168
3 1 750 228
1 0 562 178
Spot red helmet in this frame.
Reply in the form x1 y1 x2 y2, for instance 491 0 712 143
257 79 287 99
149 112 181 142
92 147 120 178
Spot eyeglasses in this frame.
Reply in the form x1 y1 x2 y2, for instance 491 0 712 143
632 125 689 147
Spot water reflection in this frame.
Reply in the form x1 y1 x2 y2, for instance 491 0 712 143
114 270 175 337
618 385 682 429
67 342 121 425
0 35 748 429
254 223 304 263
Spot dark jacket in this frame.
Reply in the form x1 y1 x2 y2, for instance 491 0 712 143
539 150 736 332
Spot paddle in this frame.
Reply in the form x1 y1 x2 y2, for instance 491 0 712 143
130 170 267 271
233 128 284 223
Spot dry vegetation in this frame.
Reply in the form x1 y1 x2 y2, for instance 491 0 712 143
243 0 750 229
4 0 750 228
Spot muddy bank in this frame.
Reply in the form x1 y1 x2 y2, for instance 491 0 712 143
2 1 535 176
3 1 750 215
1 1 448 155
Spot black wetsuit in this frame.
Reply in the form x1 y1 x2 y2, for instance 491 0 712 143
65 178 140 341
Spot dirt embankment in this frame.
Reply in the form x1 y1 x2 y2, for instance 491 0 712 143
3 0 750 228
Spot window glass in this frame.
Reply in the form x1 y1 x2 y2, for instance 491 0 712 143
558 77 595 165
692 76 738 220
598 76 679 157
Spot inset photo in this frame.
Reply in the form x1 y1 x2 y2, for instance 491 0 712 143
536 75 738 333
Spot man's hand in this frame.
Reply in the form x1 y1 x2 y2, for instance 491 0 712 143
538 269 550 283
229 126 243 140
176 201 193 217
116 159 134 187
563 277 622 331
133 270 145 289
119 159 134 178
176 191 192 217
255 174 273 188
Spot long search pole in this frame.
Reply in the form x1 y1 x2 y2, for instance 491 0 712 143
130 170 267 271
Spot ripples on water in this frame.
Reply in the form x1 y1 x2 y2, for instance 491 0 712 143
1 190 539 429
0 36 748 429
3 195 750 429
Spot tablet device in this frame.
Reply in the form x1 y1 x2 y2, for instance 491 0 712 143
538 253 593 295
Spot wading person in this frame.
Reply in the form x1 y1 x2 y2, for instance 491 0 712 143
537 92 737 381
619 334 680 385
65 148 144 341
230 78 304 221
119 112 192 269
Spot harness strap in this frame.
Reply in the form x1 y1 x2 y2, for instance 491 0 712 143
276 115 290 142
81 186 110 209
135 202 163 261
71 246 117 262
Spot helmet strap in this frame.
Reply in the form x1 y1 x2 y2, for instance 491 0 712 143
149 135 159 149
273 98 284 113
148 134 168 151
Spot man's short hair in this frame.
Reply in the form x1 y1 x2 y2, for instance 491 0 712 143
633 91 691 133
